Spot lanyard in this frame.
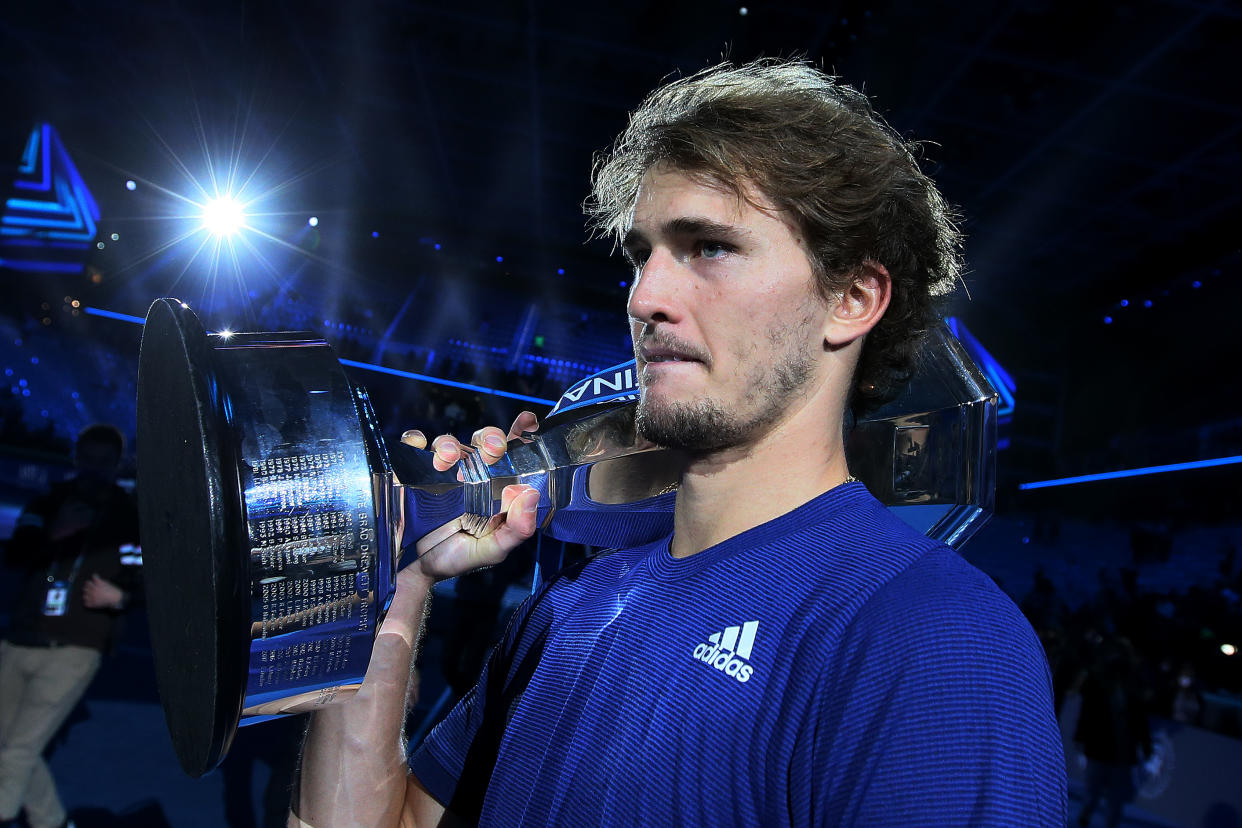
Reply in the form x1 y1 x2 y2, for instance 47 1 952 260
47 552 86 586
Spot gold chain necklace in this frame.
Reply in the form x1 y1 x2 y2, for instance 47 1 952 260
655 474 858 497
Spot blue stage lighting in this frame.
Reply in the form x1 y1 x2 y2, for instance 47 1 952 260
82 305 556 406
83 306 145 325
308 216 319 227
1 123 99 272
1019 454 1242 490
339 359 554 406
125 180 136 191
202 197 245 236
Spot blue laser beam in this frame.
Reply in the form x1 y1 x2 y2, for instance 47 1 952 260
1019 455 1242 490
83 307 556 406
338 359 554 406
0 259 89 274
83 307 147 325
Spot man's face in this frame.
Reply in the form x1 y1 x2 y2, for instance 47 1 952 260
75 439 121 488
623 166 829 452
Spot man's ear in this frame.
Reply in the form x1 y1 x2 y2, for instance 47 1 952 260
823 261 891 347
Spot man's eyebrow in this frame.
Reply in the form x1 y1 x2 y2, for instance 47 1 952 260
622 217 750 252
663 216 748 240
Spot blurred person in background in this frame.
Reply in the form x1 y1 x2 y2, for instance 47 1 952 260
1074 636 1152 828
0 424 140 828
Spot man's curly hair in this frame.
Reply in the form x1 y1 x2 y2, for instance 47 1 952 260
586 59 963 414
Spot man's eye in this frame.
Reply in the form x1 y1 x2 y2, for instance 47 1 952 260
699 241 730 259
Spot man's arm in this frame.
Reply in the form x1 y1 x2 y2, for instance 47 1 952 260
294 567 439 827
292 422 540 828
3 492 59 569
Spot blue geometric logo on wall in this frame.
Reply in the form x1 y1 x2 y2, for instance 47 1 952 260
0 123 100 274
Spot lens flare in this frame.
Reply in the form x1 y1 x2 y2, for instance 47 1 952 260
202 197 246 236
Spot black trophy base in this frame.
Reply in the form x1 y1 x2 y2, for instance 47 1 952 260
136 299 250 777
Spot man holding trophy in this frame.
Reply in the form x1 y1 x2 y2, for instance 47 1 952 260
290 60 1066 825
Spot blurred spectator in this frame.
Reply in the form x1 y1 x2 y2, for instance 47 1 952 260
1021 566 1068 632
1074 636 1152 828
0 423 140 828
1170 663 1204 726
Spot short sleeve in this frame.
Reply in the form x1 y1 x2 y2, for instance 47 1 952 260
796 549 1067 826
409 579 553 821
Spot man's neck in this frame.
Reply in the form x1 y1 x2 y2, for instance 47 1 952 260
668 399 851 559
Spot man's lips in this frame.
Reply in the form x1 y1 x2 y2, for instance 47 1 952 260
642 351 701 364
637 339 709 366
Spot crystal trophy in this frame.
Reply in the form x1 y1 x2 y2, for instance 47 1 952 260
135 298 996 775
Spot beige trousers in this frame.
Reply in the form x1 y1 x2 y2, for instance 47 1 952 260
0 640 101 828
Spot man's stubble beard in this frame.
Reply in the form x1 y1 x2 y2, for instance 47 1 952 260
634 327 818 454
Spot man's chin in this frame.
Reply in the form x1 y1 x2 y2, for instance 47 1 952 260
634 397 739 453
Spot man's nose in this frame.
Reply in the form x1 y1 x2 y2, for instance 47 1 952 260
626 248 683 326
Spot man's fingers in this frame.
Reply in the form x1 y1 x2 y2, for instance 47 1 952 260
471 426 509 464
498 483 528 513
430 435 463 472
508 411 540 441
400 429 427 449
493 486 540 546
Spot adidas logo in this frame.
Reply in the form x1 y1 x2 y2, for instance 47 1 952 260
691 621 758 683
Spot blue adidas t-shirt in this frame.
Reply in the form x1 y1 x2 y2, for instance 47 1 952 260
410 483 1067 825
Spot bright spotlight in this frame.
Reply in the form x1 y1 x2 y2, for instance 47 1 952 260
216 329 234 340
202 197 246 236
1223 644 1237 656
308 216 319 227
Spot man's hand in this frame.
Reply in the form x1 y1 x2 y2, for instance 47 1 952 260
82 574 125 610
294 411 541 828
398 411 542 583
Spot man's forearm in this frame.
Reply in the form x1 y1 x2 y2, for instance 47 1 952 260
294 569 434 827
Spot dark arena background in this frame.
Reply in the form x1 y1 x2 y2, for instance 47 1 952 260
1 2 1240 826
